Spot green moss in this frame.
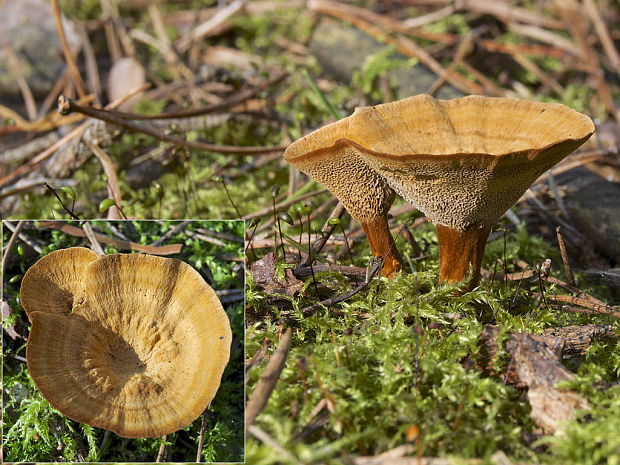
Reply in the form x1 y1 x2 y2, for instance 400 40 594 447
246 221 619 464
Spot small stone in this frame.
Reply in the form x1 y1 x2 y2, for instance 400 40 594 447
0 0 81 96
107 57 146 111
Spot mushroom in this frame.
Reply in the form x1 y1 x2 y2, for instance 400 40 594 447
21 247 232 438
284 119 404 278
19 246 99 317
351 94 594 290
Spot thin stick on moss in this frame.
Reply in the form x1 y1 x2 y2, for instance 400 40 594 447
245 328 293 431
91 72 288 120
57 96 287 155
556 226 575 286
285 259 382 323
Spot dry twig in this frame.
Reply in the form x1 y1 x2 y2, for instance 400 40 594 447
245 328 293 431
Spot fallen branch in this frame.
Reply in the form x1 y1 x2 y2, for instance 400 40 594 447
58 96 287 155
37 221 183 255
478 326 589 434
0 84 150 188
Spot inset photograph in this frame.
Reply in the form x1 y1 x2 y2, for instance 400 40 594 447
2 220 244 463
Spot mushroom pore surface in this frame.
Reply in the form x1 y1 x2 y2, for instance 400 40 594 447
309 94 594 230
284 122 402 277
22 248 232 438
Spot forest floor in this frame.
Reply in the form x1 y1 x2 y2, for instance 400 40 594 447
1 0 620 464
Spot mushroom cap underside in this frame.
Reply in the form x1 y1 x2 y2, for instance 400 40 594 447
22 249 232 438
284 142 395 222
362 136 590 229
284 95 594 229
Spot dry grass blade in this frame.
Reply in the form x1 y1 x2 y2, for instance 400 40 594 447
555 0 618 121
177 0 248 52
512 53 564 96
129 29 194 81
308 0 483 95
1 220 24 275
78 26 102 103
81 222 105 255
583 0 620 69
2 43 37 121
458 0 565 29
508 23 582 57
248 425 302 465
427 31 474 95
85 141 122 220
50 0 86 98
37 222 183 255
0 84 150 188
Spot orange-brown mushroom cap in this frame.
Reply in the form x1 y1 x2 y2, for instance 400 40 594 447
350 95 595 230
19 246 98 318
284 118 403 277
21 248 232 438
346 94 594 289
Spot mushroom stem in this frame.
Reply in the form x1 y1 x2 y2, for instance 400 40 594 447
436 224 491 291
360 217 403 278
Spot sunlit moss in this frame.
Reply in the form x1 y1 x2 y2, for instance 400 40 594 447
246 223 619 464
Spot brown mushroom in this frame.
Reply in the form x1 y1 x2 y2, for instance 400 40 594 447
284 119 404 278
21 247 232 438
352 94 594 290
20 246 99 317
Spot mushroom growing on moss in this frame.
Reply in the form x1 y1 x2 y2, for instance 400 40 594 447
284 117 404 278
354 94 594 290
21 247 232 438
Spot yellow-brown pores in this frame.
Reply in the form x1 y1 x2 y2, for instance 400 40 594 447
353 94 594 290
284 123 403 278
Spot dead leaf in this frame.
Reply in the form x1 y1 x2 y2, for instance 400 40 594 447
250 252 304 297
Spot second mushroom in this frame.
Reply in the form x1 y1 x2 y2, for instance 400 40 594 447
21 247 232 438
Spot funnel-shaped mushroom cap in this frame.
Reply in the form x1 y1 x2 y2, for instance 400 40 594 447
21 248 232 438
284 118 403 277
347 94 594 229
284 138 395 225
